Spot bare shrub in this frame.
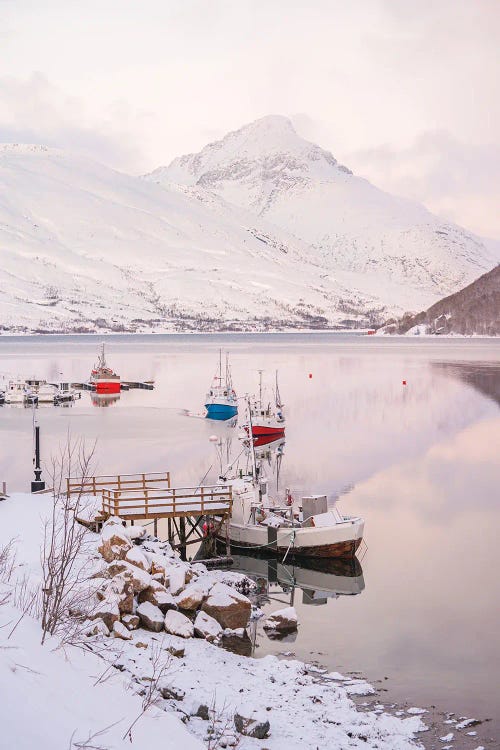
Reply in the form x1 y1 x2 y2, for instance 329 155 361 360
40 437 97 645
205 697 240 750
122 639 172 741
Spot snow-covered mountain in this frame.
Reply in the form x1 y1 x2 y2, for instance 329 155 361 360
0 116 497 333
0 143 383 333
148 115 497 304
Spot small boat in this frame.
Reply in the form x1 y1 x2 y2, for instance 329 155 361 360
245 370 285 438
3 379 37 405
54 382 80 404
219 420 364 560
90 343 121 394
25 379 57 404
205 350 238 421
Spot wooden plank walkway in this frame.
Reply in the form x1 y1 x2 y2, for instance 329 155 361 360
101 485 232 520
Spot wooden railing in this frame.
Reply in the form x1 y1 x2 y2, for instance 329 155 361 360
66 471 171 497
101 485 233 519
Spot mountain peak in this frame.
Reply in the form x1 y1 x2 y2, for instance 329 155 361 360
146 114 350 194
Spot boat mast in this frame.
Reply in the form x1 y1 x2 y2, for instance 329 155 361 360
218 348 222 384
258 369 263 408
275 369 281 407
247 396 258 480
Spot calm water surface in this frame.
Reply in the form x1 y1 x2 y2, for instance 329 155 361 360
0 333 499 742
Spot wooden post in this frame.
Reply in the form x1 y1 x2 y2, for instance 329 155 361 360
225 515 230 558
179 517 186 561
114 490 119 516
168 518 172 546
153 518 158 538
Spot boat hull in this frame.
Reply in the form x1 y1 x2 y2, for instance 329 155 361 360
219 519 364 560
93 380 121 394
251 425 285 438
205 402 238 421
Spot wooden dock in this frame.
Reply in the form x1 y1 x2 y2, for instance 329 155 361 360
71 471 232 558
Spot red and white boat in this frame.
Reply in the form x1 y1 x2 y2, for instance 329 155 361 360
90 343 121 394
246 370 285 439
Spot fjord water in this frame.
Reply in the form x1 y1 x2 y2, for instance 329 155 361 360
1 333 499 734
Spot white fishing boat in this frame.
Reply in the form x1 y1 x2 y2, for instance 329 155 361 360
25 379 57 404
3 379 37 405
54 382 80 404
219 411 364 560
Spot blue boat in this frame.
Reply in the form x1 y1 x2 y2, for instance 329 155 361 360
205 351 238 421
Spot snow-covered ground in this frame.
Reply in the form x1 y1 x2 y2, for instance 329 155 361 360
0 491 433 750
1 116 498 334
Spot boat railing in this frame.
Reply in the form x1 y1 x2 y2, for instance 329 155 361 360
101 484 233 519
66 471 171 497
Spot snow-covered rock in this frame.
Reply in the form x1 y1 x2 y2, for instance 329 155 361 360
122 525 146 541
136 601 164 632
201 582 251 630
92 598 120 631
83 618 110 637
164 610 194 638
124 546 150 571
193 611 223 642
234 707 270 739
175 583 205 611
107 560 152 593
138 580 177 613
97 521 132 562
113 620 132 640
167 565 186 596
263 606 298 634
122 614 140 631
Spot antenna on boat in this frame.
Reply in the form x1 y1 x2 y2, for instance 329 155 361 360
257 369 263 407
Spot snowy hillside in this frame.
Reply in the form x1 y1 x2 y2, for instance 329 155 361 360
148 115 497 308
0 116 498 333
0 144 399 333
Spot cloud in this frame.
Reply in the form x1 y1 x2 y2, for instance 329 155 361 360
346 131 500 239
0 73 144 171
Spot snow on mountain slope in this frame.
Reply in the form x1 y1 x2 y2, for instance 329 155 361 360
0 143 389 333
147 115 497 303
1 114 497 334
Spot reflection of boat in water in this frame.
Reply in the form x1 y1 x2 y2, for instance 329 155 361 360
90 392 120 407
231 553 365 604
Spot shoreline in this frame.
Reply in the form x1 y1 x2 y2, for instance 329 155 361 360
0 492 493 750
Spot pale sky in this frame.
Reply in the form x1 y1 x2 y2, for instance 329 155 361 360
1 0 499 238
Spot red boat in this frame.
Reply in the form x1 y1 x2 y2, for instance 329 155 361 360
245 370 285 439
90 344 121 394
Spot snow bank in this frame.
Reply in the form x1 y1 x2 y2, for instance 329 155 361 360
0 493 428 750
